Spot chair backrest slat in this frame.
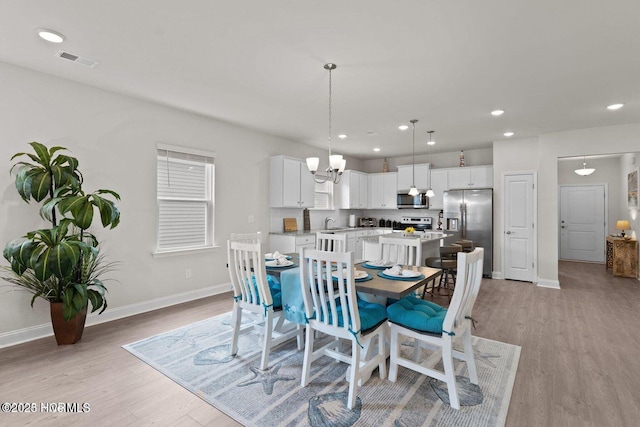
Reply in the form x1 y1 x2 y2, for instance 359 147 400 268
379 236 422 266
442 248 484 333
227 238 272 307
316 232 347 252
300 248 359 332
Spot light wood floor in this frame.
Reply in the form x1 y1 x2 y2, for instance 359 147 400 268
1 261 639 426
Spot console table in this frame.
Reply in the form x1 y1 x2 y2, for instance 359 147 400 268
605 236 638 278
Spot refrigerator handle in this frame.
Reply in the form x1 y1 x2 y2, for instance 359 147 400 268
461 203 466 239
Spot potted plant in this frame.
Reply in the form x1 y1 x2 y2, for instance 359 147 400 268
2 142 120 344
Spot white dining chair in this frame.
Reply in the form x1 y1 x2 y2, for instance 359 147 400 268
227 237 302 370
379 235 422 266
299 248 387 410
315 232 347 252
387 248 484 410
230 231 262 243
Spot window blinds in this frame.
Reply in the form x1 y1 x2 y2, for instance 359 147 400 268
157 148 214 250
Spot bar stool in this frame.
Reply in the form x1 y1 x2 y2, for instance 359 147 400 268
453 239 474 252
424 245 463 299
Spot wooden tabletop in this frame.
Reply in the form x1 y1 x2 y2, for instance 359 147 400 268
355 263 442 300
267 253 442 301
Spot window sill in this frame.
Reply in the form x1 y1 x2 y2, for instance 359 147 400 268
153 246 220 258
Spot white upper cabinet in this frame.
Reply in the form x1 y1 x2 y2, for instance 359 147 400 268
270 155 315 208
338 170 368 209
427 169 448 210
397 163 430 191
368 172 398 209
447 165 493 189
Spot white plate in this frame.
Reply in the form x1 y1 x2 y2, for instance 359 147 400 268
332 268 368 279
383 269 422 278
265 255 292 261
365 260 395 267
265 260 294 267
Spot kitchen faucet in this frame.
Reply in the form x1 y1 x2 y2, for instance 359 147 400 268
324 217 335 230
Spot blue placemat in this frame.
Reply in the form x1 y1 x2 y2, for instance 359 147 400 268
362 262 396 270
265 262 298 270
265 255 292 261
332 273 374 282
377 271 425 281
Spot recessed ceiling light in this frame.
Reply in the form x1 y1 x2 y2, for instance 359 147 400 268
37 29 65 43
607 103 624 110
398 125 409 131
491 109 505 116
504 131 514 137
373 148 381 152
338 134 347 139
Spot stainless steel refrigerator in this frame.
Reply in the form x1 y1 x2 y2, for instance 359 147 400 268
443 189 493 277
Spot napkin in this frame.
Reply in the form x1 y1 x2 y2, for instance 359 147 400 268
367 259 389 267
265 251 282 259
276 256 289 265
383 265 403 276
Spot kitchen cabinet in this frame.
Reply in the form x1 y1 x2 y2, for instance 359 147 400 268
397 163 430 192
368 172 398 209
447 165 493 189
338 170 368 209
427 169 448 210
269 233 315 254
269 155 315 208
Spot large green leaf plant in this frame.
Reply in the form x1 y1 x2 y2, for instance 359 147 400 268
3 142 120 320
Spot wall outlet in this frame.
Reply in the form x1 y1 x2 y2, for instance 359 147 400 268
248 215 255 223
185 268 192 279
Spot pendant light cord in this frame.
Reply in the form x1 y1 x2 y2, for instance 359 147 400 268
328 66 333 158
410 119 418 186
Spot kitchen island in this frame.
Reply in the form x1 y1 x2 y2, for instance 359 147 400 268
362 232 451 266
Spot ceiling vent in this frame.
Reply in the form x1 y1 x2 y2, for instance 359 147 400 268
56 50 99 68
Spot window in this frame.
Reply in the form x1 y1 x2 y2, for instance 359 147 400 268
156 144 215 252
313 180 334 210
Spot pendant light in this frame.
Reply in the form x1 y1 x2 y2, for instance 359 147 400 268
408 119 419 196
306 63 346 184
425 130 435 198
574 156 595 176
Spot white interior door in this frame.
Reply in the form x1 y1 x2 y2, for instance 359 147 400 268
504 173 536 282
559 185 606 262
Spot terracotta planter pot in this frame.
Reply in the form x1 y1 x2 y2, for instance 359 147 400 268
50 303 87 345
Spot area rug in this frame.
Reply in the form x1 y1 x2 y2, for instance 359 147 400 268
123 312 520 427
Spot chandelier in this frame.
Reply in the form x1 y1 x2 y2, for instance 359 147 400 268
306 63 346 184
574 156 595 176
425 130 435 198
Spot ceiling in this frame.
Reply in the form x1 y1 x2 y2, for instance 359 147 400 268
1 0 639 160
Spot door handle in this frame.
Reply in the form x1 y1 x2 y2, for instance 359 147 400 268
506 231 512 234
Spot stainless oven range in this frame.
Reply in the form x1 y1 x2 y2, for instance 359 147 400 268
392 216 433 232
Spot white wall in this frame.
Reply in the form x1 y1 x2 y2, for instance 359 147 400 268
0 61 327 343
493 124 640 286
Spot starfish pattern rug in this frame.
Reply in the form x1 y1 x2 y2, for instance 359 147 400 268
123 312 520 426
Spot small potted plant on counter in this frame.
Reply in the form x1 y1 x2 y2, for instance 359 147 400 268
2 142 120 344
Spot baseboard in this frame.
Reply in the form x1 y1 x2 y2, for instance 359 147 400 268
0 282 231 349
536 278 561 289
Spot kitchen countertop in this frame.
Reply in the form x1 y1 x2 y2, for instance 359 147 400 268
270 227 389 236
362 232 450 243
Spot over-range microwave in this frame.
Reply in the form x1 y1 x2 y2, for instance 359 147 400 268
397 192 429 209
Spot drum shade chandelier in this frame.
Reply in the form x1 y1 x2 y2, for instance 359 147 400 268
306 63 346 184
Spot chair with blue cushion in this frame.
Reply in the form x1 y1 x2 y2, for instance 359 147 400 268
379 235 422 266
227 238 303 370
299 248 388 410
387 248 484 410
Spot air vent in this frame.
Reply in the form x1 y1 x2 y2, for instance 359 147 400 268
56 50 99 68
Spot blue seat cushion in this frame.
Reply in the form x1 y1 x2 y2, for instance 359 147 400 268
386 295 447 334
248 274 282 309
320 299 387 333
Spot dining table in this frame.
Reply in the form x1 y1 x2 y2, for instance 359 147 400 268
265 253 442 325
